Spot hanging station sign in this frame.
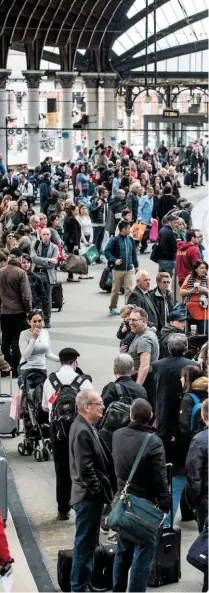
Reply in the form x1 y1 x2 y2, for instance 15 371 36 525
163 109 180 118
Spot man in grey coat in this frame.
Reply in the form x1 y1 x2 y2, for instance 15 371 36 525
32 228 59 327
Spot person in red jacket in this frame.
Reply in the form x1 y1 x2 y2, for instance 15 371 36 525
176 229 202 286
0 513 14 575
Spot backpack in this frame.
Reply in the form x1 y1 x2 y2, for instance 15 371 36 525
187 392 202 433
49 372 89 440
99 383 131 450
46 201 56 217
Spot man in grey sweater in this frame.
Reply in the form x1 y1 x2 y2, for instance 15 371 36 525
32 229 59 328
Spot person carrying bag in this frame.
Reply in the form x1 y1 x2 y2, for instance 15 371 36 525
108 433 164 547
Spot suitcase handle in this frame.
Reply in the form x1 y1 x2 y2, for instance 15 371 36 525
0 371 13 397
166 463 174 529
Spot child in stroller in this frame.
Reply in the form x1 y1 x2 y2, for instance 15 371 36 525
18 368 51 461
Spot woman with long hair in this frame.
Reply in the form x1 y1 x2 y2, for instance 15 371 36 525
180 260 209 335
77 204 93 247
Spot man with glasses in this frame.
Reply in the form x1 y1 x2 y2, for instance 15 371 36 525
69 390 115 592
128 307 159 408
176 229 201 287
32 228 59 328
149 272 173 330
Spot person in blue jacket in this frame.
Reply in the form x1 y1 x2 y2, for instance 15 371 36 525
104 220 138 316
138 185 154 254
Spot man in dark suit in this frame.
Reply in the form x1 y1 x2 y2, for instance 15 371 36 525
153 333 198 464
128 270 160 331
69 390 115 592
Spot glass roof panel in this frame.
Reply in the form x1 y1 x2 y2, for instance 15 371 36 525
127 0 153 19
113 0 208 57
202 49 208 69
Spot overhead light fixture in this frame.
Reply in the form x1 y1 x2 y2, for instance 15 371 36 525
144 90 152 103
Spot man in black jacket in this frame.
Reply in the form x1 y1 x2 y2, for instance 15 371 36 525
153 333 198 464
128 270 160 330
112 398 170 592
157 212 179 276
157 183 177 226
69 390 115 592
109 189 126 233
90 186 108 263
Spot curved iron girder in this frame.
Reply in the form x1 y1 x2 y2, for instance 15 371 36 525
21 0 45 43
110 0 169 56
117 39 208 72
113 9 208 68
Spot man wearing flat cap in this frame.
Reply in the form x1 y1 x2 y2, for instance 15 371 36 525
0 247 31 375
42 347 93 520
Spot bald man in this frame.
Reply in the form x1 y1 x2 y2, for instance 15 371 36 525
128 270 160 330
69 390 115 592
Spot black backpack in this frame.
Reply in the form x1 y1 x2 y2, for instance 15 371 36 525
99 384 131 450
49 372 89 440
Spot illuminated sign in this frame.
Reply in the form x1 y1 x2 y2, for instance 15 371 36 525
163 109 179 118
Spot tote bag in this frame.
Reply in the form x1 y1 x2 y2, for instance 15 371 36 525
131 222 146 241
108 434 164 546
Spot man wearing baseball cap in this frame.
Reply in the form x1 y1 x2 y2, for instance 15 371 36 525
42 347 93 520
159 310 186 358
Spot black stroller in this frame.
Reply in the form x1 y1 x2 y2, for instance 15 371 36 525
17 369 51 462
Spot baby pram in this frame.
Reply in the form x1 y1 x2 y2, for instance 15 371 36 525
17 369 51 462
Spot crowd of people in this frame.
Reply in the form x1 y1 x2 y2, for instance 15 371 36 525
0 137 208 592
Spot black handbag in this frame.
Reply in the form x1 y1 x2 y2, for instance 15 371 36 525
187 523 208 573
150 242 161 263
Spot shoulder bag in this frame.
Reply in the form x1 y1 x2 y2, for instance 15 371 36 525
108 433 164 546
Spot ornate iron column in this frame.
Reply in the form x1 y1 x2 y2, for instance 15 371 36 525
101 73 118 147
56 72 76 161
0 70 11 166
22 71 43 168
56 72 77 161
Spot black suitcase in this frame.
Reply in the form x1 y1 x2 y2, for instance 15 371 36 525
57 542 116 592
148 464 181 587
99 266 112 293
184 171 191 186
52 282 63 311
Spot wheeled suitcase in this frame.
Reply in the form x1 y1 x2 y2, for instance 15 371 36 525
148 464 181 587
0 456 8 524
57 542 116 592
0 371 19 437
52 282 64 311
99 266 112 293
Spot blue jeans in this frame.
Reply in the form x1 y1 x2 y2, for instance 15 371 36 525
158 259 176 276
164 476 186 526
71 498 104 592
113 535 155 592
